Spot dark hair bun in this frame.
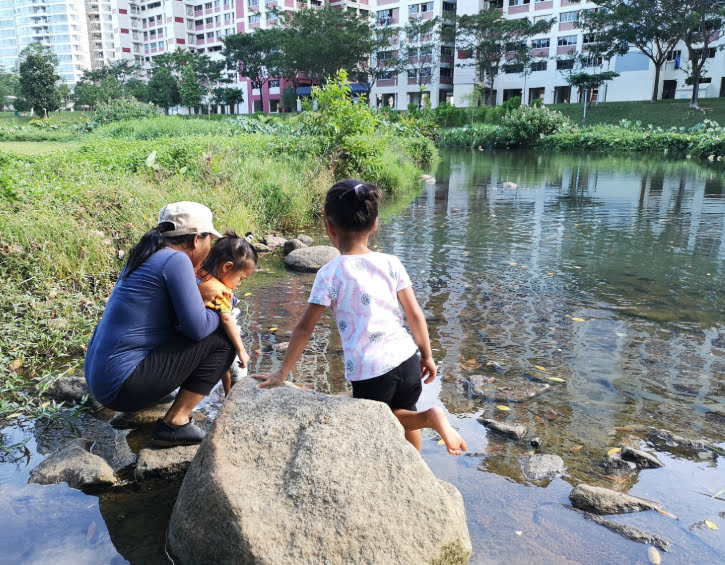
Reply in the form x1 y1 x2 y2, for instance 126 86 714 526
324 180 382 232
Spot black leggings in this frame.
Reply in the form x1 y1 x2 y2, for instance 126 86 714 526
107 328 235 413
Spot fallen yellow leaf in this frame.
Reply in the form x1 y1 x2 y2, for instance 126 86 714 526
533 365 546 372
571 317 586 322
41 401 50 409
244 292 252 297
437 439 445 445
607 447 622 456
496 405 511 411
570 445 583 452
508 262 518 266
705 520 718 530
269 327 278 331
546 272 554 275
548 377 565 383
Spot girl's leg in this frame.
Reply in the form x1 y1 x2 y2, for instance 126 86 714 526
393 406 467 456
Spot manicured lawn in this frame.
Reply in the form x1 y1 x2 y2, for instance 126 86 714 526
0 141 76 154
547 98 725 129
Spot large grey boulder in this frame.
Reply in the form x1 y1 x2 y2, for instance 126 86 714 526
168 378 472 565
284 245 340 273
569 484 662 515
135 443 200 481
29 438 116 489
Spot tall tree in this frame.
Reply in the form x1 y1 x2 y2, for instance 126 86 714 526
672 0 725 108
455 9 554 106
212 86 244 114
147 67 180 113
398 17 442 108
565 71 619 123
352 25 400 104
280 7 372 84
180 64 204 114
17 43 63 116
222 28 285 92
579 1 682 103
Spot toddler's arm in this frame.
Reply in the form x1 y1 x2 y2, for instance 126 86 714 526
397 287 437 383
253 303 325 388
219 311 250 368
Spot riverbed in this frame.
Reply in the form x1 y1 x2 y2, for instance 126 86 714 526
1 149 724 563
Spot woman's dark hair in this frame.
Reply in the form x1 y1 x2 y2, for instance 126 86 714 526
122 222 208 279
199 229 258 280
324 180 382 232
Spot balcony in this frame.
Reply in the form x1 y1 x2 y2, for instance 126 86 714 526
558 21 576 31
534 0 552 9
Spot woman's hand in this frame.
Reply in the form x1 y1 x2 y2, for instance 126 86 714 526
420 356 437 384
252 370 286 388
237 348 250 368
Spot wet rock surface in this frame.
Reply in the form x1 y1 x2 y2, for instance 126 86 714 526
572 508 672 551
284 246 340 273
110 403 173 429
463 374 550 403
135 444 200 481
296 234 314 245
251 242 271 253
262 235 287 249
569 484 662 515
621 446 664 469
29 438 116 489
519 454 565 481
603 455 637 472
479 418 527 440
168 378 472 564
283 238 307 256
46 376 100 408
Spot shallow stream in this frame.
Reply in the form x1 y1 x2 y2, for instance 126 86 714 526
2 149 724 564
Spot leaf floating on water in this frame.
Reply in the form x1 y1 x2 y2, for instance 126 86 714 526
607 448 622 456
87 521 97 542
711 486 725 499
546 272 554 276
496 405 511 411
507 262 517 266
548 377 565 383
437 439 445 445
570 445 583 452
573 266 582 269
705 520 718 530
533 365 547 372
268 327 278 331
515 530 523 536
571 317 586 322
648 546 661 565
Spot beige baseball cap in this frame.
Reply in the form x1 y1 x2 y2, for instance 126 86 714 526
157 201 222 238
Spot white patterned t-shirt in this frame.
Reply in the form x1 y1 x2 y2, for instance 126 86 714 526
308 252 419 382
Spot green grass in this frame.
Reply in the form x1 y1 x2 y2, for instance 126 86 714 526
547 98 725 129
0 110 90 125
0 141 78 154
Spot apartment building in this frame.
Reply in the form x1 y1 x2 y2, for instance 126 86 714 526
0 0 93 84
369 0 457 109
453 0 725 107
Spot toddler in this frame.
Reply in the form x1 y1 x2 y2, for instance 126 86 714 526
198 230 257 396
254 180 467 455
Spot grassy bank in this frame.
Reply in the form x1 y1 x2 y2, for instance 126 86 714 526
547 98 725 129
0 92 436 419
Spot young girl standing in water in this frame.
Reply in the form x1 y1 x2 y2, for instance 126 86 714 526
198 230 257 396
254 180 467 455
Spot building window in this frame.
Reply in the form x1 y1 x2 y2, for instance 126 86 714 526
204 2 212 9
196 33 204 40
530 61 547 71
440 67 452 77
556 59 574 70
269 79 280 88
248 14 260 23
206 17 213 23
560 11 578 23
583 56 602 67
510 0 530 5
503 63 524 73
582 33 596 45
693 47 717 59
557 35 577 46
442 2 455 12
531 38 549 49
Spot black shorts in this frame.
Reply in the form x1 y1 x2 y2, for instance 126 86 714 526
351 353 422 411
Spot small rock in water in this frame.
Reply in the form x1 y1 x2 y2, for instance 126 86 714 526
479 419 527 440
252 242 271 253
463 375 550 403
135 443 200 481
648 546 662 564
425 177 437 184
263 235 287 249
284 246 340 273
29 438 116 489
519 454 565 481
621 446 664 469
272 342 289 353
569 484 662 515
296 234 314 245
603 455 637 472
572 508 672 552
530 437 542 448
283 238 307 256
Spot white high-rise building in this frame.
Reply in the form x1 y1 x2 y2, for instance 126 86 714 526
0 0 92 84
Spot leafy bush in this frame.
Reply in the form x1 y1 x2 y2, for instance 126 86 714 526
437 124 498 149
433 103 469 127
498 105 572 147
92 98 163 125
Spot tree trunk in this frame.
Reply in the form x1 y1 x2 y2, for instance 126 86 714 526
582 89 588 124
651 63 661 103
690 64 700 109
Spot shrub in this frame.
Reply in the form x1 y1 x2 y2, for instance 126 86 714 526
93 98 163 124
433 103 468 127
437 124 498 149
498 105 572 147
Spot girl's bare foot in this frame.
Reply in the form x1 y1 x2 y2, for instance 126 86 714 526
429 406 467 455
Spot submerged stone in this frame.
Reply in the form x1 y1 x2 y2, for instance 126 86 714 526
569 484 662 515
519 454 565 481
479 418 527 440
621 446 664 469
464 374 550 403
29 438 116 489
135 444 200 481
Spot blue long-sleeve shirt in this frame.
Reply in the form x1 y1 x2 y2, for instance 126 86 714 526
85 248 220 404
